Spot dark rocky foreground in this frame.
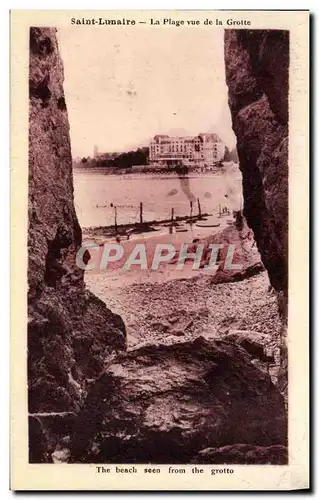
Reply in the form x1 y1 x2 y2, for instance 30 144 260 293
70 337 286 464
28 28 288 464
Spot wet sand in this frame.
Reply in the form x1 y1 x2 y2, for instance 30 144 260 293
83 218 231 286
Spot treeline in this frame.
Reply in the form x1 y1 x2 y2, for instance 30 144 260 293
223 146 239 163
75 145 238 169
77 147 149 169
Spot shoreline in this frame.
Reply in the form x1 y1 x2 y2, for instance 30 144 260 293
73 165 235 177
82 213 260 280
81 212 225 239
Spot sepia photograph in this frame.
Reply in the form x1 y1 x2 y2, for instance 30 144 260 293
10 9 309 490
27 23 289 466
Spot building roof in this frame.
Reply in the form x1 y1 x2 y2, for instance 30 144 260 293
152 133 223 143
198 133 222 142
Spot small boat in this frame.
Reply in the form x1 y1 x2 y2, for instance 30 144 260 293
175 224 188 232
196 221 220 228
196 214 221 228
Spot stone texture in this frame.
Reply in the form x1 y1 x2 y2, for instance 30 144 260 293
70 337 287 464
28 28 126 460
194 444 287 465
205 218 265 284
224 30 289 306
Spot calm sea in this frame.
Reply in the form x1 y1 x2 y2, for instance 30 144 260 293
73 168 242 228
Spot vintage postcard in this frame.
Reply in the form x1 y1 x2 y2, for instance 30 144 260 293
10 10 309 490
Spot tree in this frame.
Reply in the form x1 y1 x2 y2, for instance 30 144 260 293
223 147 239 163
229 148 239 163
223 146 231 162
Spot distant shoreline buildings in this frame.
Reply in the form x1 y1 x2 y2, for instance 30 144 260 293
74 132 232 171
149 133 225 168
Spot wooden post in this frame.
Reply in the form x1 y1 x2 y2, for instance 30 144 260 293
190 200 193 220
169 208 174 234
139 202 143 224
219 204 221 218
114 205 118 233
197 198 202 218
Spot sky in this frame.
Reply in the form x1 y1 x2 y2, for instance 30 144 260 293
58 26 236 158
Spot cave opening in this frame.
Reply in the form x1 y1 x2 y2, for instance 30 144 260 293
27 25 289 466
57 27 282 361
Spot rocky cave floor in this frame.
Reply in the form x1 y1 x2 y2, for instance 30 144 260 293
43 266 288 465
85 269 284 384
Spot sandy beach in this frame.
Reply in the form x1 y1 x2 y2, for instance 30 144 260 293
83 221 224 283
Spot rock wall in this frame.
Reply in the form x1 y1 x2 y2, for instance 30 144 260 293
28 28 126 462
224 30 289 308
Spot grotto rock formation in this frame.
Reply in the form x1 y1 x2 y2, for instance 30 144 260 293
70 337 286 463
27 27 287 465
224 30 289 309
28 28 126 461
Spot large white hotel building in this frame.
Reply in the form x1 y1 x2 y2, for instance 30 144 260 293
149 133 225 167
